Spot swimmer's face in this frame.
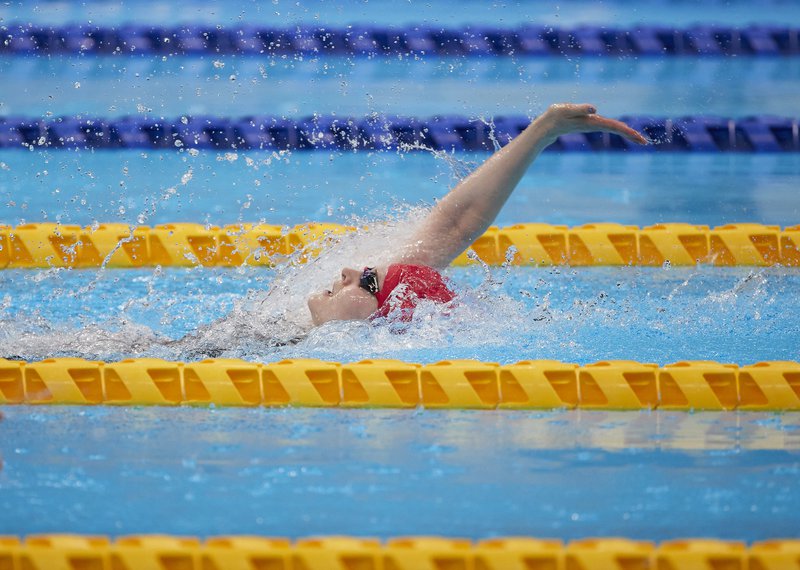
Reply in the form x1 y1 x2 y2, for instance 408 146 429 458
307 267 378 325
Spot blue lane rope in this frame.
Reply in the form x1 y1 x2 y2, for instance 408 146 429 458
1 24 798 57
0 115 797 152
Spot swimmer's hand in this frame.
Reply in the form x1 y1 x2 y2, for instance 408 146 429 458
537 103 648 145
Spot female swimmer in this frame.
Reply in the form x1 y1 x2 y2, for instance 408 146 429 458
0 105 647 361
306 103 648 325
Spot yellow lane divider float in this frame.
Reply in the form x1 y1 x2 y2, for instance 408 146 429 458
1 535 799 570
1 222 799 268
1 358 799 410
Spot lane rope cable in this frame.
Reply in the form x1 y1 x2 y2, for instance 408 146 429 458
1 115 798 152
1 222 798 268
1 23 799 56
0 534 798 569
2 358 799 410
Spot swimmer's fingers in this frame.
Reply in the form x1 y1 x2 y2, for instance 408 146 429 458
542 104 648 145
585 114 648 145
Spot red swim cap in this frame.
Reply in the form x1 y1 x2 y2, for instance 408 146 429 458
374 264 456 320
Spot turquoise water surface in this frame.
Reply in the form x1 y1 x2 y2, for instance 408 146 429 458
1 151 798 228
1 0 799 544
1 406 799 539
1 265 798 364
3 0 799 27
2 57 798 118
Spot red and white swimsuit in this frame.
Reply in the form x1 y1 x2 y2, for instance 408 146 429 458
373 264 456 320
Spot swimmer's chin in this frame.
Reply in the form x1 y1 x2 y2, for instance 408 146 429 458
307 293 326 326
306 291 348 326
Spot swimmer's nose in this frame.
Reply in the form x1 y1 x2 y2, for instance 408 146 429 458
341 267 361 286
332 268 353 293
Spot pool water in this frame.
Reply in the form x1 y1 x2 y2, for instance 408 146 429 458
2 57 799 118
1 406 798 539
1 0 799 545
1 152 798 228
1 265 798 365
3 0 799 28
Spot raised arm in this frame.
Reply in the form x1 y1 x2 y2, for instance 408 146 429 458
392 104 648 269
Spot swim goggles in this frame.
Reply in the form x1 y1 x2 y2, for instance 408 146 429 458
359 267 379 296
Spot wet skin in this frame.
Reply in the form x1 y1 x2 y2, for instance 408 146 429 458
307 266 386 325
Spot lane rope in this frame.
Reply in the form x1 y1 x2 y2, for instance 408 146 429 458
0 534 797 569
2 358 799 410
2 23 799 56
1 115 798 152
0 222 798 269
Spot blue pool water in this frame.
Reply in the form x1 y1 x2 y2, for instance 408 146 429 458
3 0 799 28
1 266 799 364
1 152 798 228
1 406 799 539
1 0 799 544
2 57 799 118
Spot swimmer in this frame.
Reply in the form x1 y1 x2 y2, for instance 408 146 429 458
307 103 647 325
0 105 646 361
110 105 647 359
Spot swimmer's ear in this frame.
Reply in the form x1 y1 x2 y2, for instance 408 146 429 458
575 104 597 115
